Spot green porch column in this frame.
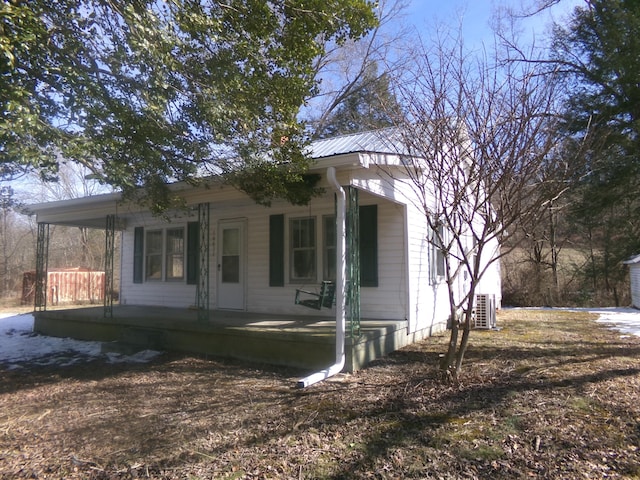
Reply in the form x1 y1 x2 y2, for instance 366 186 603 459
197 203 210 322
346 186 361 337
104 214 116 319
34 222 49 311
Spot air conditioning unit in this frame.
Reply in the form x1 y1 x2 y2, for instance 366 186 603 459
475 293 496 329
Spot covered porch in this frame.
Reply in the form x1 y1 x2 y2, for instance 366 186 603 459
27 157 421 378
33 306 412 373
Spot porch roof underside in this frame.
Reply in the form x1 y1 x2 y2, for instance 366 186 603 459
29 148 410 229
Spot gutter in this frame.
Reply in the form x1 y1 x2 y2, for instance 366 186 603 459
297 166 346 388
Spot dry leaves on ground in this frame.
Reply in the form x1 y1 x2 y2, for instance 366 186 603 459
1 309 639 479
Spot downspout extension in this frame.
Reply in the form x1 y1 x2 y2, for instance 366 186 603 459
297 166 346 388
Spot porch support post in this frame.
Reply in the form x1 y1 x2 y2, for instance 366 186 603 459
34 222 49 311
197 202 210 322
104 214 116 319
346 186 361 337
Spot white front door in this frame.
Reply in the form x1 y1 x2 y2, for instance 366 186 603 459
217 219 246 310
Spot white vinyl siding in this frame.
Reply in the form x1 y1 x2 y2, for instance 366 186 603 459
118 168 500 329
631 264 640 309
119 194 408 319
120 214 198 308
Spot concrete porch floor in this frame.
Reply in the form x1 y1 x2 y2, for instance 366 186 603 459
33 306 413 373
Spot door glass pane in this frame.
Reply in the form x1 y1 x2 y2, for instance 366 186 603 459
222 227 240 283
222 256 240 283
223 228 239 255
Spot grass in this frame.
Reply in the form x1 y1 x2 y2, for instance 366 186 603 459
1 308 639 479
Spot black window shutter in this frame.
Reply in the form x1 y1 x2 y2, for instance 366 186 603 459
269 214 285 286
186 221 199 285
360 205 378 287
133 226 144 284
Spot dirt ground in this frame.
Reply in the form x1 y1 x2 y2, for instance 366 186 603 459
1 309 639 479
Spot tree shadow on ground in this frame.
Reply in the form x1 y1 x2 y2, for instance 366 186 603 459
318 332 640 478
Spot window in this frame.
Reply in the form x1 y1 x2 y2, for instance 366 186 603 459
269 208 378 286
145 230 163 280
323 215 336 281
433 224 446 281
143 227 185 281
166 228 185 280
290 217 316 282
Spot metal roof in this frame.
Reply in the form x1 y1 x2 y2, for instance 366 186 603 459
309 128 406 159
28 129 410 228
624 254 640 265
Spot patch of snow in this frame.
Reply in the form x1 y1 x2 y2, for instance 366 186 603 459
105 349 162 364
589 307 640 337
0 313 162 370
2 307 638 370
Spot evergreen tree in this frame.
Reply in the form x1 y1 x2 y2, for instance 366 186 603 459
315 63 402 138
552 0 640 302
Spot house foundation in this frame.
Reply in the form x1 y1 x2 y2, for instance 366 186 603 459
32 306 434 372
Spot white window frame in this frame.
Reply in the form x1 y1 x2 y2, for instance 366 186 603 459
144 227 186 282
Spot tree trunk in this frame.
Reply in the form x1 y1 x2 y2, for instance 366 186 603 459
454 309 473 375
439 275 461 380
440 313 459 377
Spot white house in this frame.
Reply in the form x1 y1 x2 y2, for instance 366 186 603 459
624 254 640 309
29 130 502 376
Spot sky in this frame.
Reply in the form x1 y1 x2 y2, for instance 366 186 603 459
1 308 639 370
405 0 585 48
5 0 588 207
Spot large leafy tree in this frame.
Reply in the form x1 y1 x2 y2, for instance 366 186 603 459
0 0 376 210
551 0 640 302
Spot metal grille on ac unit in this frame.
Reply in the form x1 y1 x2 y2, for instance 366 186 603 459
475 294 496 329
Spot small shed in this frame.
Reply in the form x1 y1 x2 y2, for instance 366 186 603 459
624 254 640 309
22 268 105 306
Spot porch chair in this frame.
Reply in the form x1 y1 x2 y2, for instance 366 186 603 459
294 280 336 310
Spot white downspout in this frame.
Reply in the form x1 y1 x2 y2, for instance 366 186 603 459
297 166 346 388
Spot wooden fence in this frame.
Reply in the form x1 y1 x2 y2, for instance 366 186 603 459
22 268 105 306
